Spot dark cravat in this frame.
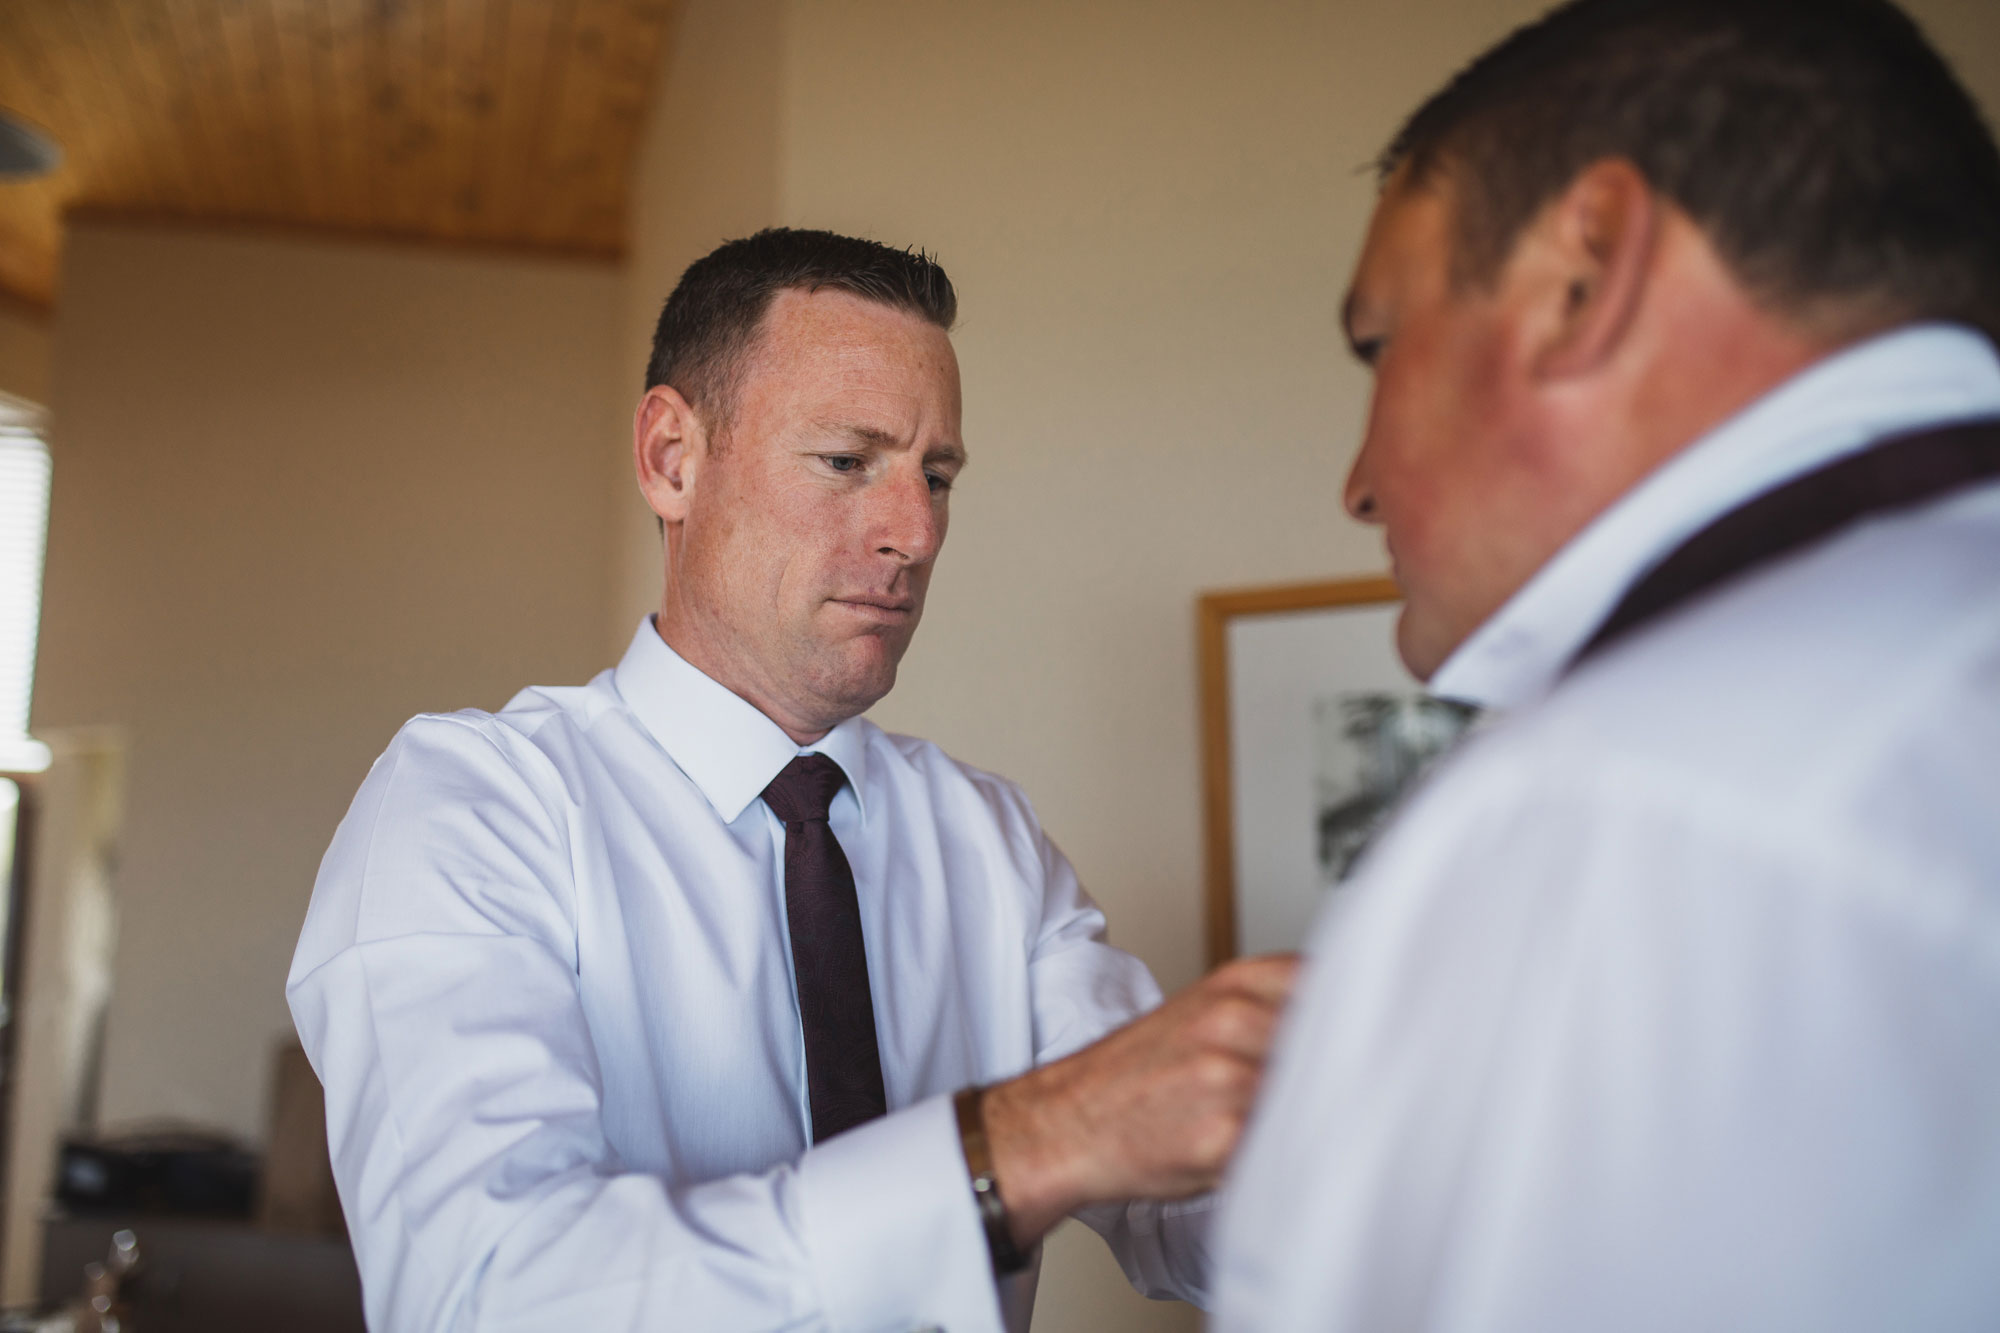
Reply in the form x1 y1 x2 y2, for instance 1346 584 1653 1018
761 753 888 1142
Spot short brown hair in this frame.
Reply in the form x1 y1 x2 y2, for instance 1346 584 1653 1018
645 228 957 436
1383 0 2000 341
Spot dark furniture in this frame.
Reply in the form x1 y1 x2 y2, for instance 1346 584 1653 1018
39 1215 363 1333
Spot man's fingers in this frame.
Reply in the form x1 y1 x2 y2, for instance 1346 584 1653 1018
980 952 1307 1214
1190 992 1285 1060
1208 951 1303 1006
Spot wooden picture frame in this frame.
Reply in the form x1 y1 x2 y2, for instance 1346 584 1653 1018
1197 575 1404 966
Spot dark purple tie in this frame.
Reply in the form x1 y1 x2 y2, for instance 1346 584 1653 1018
761 754 888 1142
1576 417 2000 667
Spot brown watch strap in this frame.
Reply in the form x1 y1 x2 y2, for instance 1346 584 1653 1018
953 1086 1030 1276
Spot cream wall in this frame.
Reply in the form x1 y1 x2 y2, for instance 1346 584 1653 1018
33 221 622 1139
0 297 51 407
613 0 786 633
619 1 2000 1328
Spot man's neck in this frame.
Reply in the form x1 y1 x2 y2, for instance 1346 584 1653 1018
651 610 831 747
1430 322 2000 708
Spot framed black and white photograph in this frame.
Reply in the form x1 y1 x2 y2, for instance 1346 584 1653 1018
1198 576 1476 963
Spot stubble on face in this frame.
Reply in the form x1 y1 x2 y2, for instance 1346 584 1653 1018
662 289 965 741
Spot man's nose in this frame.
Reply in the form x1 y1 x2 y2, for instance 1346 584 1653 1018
873 469 944 565
1343 446 1381 524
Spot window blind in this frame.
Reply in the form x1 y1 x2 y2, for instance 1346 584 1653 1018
0 395 50 773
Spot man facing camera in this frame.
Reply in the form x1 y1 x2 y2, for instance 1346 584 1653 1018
1215 1 2000 1329
291 229 1294 1332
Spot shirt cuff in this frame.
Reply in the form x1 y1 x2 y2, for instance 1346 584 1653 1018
796 1092 1003 1333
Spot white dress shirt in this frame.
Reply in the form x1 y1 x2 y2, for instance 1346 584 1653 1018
289 622 1210 1333
1213 324 2000 1331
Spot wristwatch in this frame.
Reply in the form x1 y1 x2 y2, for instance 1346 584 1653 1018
953 1085 1030 1276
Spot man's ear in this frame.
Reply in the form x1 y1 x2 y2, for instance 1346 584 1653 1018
633 385 707 527
1533 158 1659 381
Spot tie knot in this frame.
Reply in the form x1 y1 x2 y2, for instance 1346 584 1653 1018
761 753 847 824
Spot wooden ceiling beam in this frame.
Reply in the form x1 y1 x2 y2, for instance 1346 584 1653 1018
0 0 677 307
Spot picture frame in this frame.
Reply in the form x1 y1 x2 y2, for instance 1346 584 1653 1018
1199 575 1469 964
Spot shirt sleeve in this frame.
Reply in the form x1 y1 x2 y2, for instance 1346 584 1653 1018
288 715 1003 1333
1021 821 1216 1308
1210 745 2000 1333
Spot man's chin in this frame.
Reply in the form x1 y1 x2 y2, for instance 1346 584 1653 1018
800 643 904 722
1394 606 1456 682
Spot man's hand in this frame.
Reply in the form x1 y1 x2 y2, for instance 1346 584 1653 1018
980 953 1300 1245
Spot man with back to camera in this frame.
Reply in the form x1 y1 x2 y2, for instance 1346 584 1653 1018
1213 0 2000 1328
288 229 1297 1332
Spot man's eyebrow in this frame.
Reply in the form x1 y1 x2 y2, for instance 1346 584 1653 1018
817 421 902 449
815 420 968 468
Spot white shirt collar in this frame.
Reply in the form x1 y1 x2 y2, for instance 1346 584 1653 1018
612 618 872 825
1430 322 2000 710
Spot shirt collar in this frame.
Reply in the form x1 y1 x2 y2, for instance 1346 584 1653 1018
612 618 872 825
1430 322 2000 710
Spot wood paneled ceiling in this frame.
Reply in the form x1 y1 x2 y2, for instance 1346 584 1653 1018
0 0 679 309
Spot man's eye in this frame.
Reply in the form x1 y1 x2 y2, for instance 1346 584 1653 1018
823 455 863 474
1352 337 1384 367
926 472 953 495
